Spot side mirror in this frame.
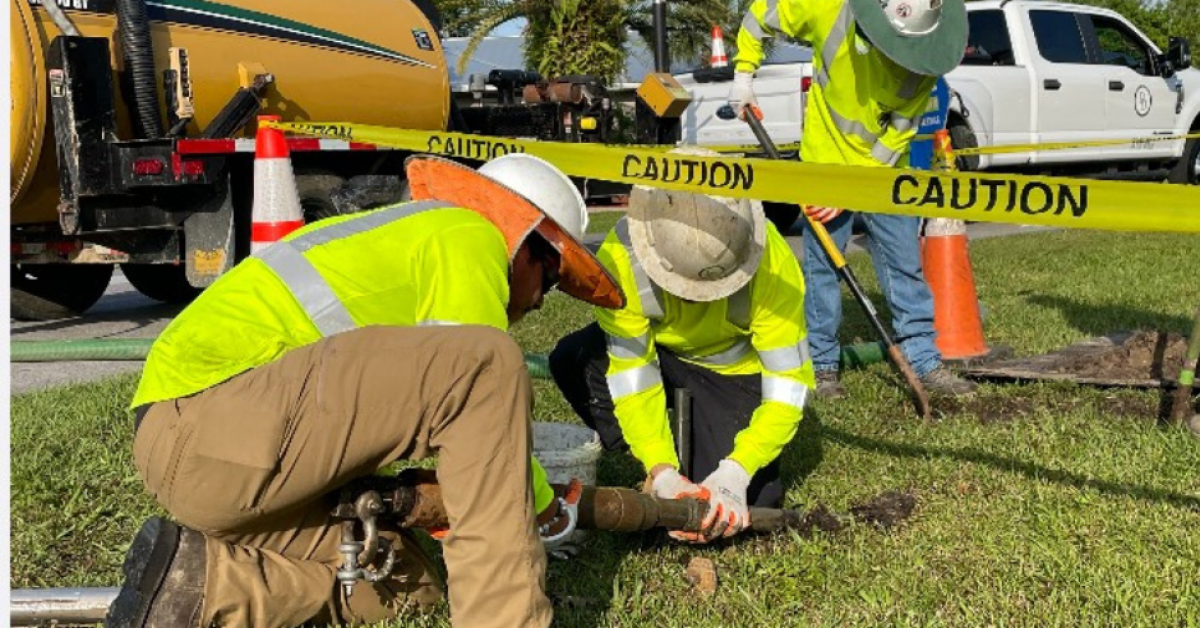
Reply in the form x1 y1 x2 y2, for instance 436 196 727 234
1168 36 1192 70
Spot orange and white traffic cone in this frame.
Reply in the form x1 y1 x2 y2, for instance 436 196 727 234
922 129 995 363
250 115 304 254
710 25 729 68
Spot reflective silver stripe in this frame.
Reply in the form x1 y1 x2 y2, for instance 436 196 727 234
726 284 752 328
258 243 357 336
607 334 650 360
762 375 808 407
288 201 455 252
897 72 924 100
607 363 663 398
742 12 767 39
871 142 902 166
418 320 462 326
615 218 665 319
815 1 853 89
758 341 812 372
827 104 879 144
763 0 782 32
890 114 917 133
690 338 753 366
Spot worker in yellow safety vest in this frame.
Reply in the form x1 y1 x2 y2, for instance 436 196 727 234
107 154 625 628
731 0 977 398
551 175 815 542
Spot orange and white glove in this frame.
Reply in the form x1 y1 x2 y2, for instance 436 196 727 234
539 478 583 559
728 72 758 120
698 459 752 540
804 205 844 224
651 468 712 543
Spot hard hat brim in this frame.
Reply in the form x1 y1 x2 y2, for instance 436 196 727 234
627 191 767 303
848 0 967 76
405 156 626 310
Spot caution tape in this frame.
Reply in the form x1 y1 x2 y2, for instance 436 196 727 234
949 131 1200 157
266 121 1200 234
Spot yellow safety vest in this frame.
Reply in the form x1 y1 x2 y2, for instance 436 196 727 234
134 202 554 511
736 0 937 168
594 218 815 476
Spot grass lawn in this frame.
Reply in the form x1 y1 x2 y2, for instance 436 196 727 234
11 223 1200 627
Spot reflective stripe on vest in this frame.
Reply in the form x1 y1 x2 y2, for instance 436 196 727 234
607 363 663 399
814 1 923 166
763 375 807 408
608 333 651 360
689 337 753 366
614 219 666 319
758 341 812 373
255 200 456 336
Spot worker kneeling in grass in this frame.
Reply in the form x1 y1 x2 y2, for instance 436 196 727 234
108 154 625 628
550 180 815 543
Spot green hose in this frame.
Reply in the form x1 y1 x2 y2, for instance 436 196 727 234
10 338 887 379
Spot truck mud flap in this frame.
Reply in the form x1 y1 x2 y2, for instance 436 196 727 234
184 181 235 287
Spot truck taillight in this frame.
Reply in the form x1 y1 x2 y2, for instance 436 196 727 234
133 158 166 176
801 77 812 93
181 159 205 176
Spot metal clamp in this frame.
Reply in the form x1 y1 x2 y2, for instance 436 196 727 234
333 489 402 598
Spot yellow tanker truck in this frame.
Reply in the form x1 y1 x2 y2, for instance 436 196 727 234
11 0 452 319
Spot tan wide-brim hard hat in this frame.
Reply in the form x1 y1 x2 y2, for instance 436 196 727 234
627 154 767 302
405 156 625 310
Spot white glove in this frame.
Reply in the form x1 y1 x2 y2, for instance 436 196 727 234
699 459 752 539
728 72 758 119
540 479 582 558
650 468 711 543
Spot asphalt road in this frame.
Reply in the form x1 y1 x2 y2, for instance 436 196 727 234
10 222 1051 395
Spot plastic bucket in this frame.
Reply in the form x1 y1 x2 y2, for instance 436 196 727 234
532 422 603 486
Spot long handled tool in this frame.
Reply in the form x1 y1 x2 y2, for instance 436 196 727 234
1170 297 1200 426
717 105 932 419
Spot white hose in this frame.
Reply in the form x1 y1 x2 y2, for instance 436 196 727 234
41 0 81 37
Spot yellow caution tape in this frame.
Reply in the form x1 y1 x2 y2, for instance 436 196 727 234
267 121 1200 234
949 131 1200 157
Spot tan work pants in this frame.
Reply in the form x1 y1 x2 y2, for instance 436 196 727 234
133 326 551 628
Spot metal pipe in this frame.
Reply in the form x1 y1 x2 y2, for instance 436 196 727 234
40 0 81 36
674 388 692 477
11 587 118 626
653 0 670 72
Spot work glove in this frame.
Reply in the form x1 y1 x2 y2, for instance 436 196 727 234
698 459 752 540
804 205 844 224
650 468 712 543
538 478 583 560
728 72 758 120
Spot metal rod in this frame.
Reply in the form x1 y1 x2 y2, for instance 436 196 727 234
40 0 81 36
653 0 670 72
674 388 693 477
11 587 118 626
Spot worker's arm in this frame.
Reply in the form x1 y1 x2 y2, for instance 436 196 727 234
594 235 680 474
728 230 815 476
734 0 826 73
874 74 940 167
416 221 556 512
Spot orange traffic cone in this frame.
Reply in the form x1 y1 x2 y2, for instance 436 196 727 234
922 130 994 363
710 25 729 68
251 115 304 254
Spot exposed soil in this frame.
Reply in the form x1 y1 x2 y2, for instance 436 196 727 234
684 556 719 595
848 490 918 529
935 390 1159 424
1050 330 1192 381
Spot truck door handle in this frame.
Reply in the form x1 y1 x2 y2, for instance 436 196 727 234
1108 80 1125 91
1044 79 1062 90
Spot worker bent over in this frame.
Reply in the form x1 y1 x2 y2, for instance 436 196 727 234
107 154 625 628
551 165 815 542
731 0 976 398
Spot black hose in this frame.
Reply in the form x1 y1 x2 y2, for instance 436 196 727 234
116 0 163 138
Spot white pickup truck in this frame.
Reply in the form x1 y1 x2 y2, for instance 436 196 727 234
676 0 1199 190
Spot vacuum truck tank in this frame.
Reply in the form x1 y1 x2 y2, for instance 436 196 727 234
11 0 450 319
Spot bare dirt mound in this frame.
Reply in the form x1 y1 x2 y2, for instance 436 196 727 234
1050 330 1190 381
789 489 920 537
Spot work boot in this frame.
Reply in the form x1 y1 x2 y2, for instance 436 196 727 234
919 366 978 397
107 517 207 628
814 370 845 399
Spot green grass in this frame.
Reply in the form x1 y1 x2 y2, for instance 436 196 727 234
12 228 1200 627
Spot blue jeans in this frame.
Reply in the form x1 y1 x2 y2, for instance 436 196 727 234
802 212 942 377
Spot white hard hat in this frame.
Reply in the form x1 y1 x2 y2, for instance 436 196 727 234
626 148 765 302
478 154 589 241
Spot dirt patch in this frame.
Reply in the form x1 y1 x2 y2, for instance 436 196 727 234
849 490 918 529
936 390 1159 423
1050 330 1191 381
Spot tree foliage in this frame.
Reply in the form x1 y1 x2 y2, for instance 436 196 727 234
1044 0 1198 67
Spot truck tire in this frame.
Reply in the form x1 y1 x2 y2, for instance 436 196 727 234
763 202 801 233
949 122 980 171
11 264 114 321
1168 135 1199 185
296 172 349 222
121 264 202 304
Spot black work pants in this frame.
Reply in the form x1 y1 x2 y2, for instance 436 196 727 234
549 323 782 508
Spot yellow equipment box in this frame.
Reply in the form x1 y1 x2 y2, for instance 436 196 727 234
637 73 693 118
